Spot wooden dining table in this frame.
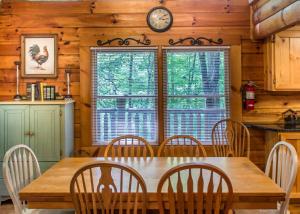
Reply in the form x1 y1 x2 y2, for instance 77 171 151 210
19 157 285 210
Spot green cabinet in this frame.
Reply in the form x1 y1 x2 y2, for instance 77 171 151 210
0 106 30 161
30 106 61 161
0 101 74 203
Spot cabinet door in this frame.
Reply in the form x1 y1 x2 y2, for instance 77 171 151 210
264 37 276 91
274 35 300 90
279 133 300 199
0 105 30 161
29 105 60 161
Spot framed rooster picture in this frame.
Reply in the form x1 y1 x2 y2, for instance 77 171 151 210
21 34 57 78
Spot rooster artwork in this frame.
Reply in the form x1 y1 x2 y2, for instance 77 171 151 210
29 44 49 70
22 35 57 77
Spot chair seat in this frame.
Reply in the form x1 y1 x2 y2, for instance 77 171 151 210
24 209 75 214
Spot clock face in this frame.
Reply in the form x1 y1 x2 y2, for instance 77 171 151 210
147 7 173 32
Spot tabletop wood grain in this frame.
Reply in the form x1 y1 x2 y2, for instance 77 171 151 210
19 157 285 210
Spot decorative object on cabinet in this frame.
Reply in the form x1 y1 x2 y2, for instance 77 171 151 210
26 83 33 100
264 29 300 91
21 34 58 78
26 82 44 101
283 109 300 127
0 101 74 203
147 6 173 32
64 65 73 100
40 82 44 101
97 37 151 46
31 84 35 101
13 61 22 101
169 37 223 46
43 85 56 100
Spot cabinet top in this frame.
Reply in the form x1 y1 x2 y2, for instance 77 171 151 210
246 123 300 132
0 100 75 105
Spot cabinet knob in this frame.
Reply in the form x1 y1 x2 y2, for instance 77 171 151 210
24 131 35 137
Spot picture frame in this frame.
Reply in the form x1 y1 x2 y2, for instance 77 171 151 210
21 34 58 78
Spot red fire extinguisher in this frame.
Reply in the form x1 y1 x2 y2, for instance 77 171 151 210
242 81 256 111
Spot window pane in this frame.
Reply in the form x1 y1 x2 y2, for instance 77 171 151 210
92 49 158 144
164 49 230 144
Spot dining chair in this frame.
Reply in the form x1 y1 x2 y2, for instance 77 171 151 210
157 162 234 214
157 135 207 157
70 161 147 214
236 141 298 214
3 144 73 214
211 119 250 157
100 135 154 158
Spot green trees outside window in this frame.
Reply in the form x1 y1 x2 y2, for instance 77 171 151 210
92 48 229 145
164 49 230 144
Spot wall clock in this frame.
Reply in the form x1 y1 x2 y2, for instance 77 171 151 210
147 6 173 33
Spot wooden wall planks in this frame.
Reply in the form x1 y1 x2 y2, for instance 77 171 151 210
0 0 274 167
242 36 300 125
241 31 300 169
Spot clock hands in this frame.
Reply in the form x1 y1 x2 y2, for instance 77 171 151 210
159 14 168 20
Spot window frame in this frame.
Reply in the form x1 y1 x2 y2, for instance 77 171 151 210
162 46 231 144
91 47 159 145
90 46 235 146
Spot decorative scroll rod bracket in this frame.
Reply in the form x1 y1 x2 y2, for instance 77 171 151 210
97 38 151 46
169 37 223 46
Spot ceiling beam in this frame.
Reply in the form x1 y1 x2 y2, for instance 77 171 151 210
253 0 297 24
250 0 300 39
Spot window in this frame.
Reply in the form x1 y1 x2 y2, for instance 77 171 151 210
92 47 230 145
163 48 230 144
91 48 158 145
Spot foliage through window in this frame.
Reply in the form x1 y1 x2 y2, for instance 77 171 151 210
164 48 230 144
92 47 230 145
92 48 158 144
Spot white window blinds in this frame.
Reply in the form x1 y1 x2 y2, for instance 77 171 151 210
163 47 230 144
91 48 158 145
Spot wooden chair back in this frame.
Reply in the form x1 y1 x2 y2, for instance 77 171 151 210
2 144 41 214
265 141 298 214
157 135 207 157
102 135 154 158
70 161 148 214
211 119 250 157
157 162 233 214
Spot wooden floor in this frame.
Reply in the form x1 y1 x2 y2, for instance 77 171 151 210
1 201 300 213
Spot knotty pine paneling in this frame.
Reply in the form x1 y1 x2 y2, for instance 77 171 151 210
242 39 300 124
0 0 251 154
241 38 300 169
